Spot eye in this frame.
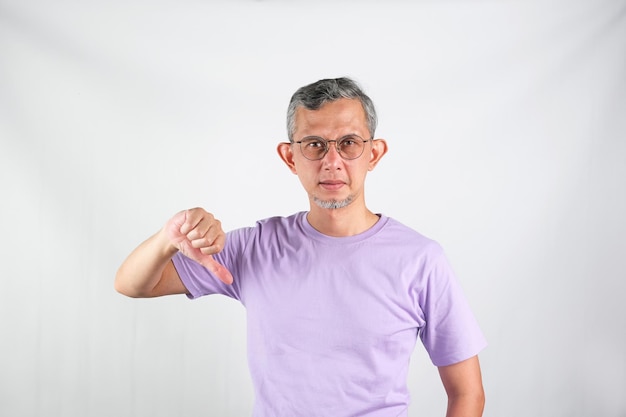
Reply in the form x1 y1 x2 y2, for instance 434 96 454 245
302 138 325 149
339 135 359 148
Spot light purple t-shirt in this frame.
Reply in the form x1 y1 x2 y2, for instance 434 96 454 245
172 212 486 417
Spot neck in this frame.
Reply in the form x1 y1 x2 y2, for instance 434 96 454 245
306 203 380 237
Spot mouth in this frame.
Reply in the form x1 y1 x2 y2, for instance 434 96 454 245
319 180 345 191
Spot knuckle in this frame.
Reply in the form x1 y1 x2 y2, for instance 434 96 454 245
194 237 209 247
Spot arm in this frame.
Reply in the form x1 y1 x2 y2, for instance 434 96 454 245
438 355 485 417
114 228 187 297
114 208 233 298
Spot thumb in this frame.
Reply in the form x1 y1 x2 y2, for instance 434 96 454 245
199 254 234 285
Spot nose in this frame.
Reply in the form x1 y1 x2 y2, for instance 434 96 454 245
322 141 343 169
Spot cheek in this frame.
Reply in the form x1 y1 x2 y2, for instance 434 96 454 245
292 163 315 183
300 170 318 185
353 161 372 176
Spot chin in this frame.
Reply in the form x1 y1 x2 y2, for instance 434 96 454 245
313 195 354 210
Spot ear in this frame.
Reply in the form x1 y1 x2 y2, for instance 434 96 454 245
277 142 298 174
367 139 388 171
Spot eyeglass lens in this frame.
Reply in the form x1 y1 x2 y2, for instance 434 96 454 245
299 135 367 160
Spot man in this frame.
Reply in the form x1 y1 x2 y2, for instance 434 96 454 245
115 77 487 416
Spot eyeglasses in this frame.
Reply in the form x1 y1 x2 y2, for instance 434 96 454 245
293 134 372 161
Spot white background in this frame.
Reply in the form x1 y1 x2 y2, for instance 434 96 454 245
1 1 625 416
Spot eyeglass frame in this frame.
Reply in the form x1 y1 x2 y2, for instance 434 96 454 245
291 134 373 161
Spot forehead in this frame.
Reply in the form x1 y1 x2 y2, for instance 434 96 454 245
294 98 368 138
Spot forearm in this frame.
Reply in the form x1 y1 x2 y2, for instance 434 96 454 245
114 228 179 297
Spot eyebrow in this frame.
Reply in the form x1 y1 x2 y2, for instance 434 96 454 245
299 133 362 140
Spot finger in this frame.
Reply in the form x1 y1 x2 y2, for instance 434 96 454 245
190 234 223 255
194 225 226 251
190 235 217 250
200 255 234 285
178 210 194 235
180 208 212 236
187 219 225 251
165 210 189 243
185 218 211 241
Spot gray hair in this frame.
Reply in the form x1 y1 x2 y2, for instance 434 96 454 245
286 77 378 141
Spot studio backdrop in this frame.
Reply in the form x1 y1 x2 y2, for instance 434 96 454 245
1 1 625 416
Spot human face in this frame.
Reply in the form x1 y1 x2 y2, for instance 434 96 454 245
277 98 387 211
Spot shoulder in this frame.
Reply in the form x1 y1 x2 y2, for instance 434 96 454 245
377 215 444 256
255 212 304 229
226 212 307 246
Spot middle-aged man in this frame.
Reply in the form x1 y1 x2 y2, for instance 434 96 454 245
115 77 487 416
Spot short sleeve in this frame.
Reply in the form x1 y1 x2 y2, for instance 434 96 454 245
171 229 247 301
417 250 487 366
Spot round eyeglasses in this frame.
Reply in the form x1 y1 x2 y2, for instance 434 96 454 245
293 135 372 161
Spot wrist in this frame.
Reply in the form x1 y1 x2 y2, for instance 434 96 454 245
156 227 179 258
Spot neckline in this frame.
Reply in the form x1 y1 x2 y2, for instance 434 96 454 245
298 211 388 245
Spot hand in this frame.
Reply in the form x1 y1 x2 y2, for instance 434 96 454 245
165 208 234 285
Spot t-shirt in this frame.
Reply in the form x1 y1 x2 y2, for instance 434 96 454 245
172 212 487 417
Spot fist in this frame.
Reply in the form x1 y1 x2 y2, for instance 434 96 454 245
165 208 233 285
